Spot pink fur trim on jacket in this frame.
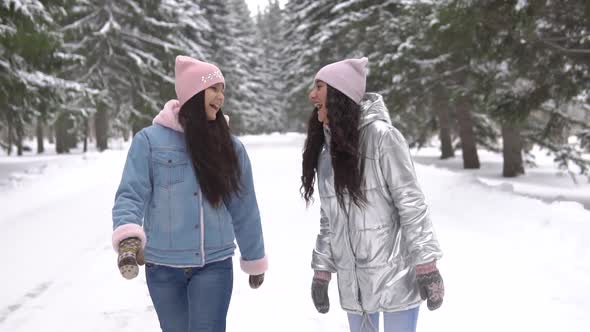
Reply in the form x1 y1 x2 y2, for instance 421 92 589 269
152 99 230 132
112 223 146 252
240 256 268 275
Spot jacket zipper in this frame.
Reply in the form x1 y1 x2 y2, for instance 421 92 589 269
343 199 365 312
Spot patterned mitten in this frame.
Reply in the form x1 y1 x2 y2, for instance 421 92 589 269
249 273 265 289
117 237 143 280
311 271 331 314
416 261 444 311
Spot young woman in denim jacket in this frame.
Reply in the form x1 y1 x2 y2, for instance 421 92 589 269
111 55 267 332
302 58 444 332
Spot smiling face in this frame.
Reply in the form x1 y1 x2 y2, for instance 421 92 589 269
308 80 328 124
204 83 225 120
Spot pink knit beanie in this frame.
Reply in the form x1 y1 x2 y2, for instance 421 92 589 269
314 57 368 104
175 55 225 107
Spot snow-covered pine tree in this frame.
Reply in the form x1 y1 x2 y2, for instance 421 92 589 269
337 1 433 145
199 0 262 134
60 0 186 149
254 0 287 133
0 0 85 155
282 0 334 131
162 0 212 61
507 0 590 179
405 0 590 178
159 0 212 120
282 0 426 134
411 0 484 169
226 0 266 134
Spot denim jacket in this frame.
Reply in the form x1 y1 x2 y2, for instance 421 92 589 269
112 104 267 275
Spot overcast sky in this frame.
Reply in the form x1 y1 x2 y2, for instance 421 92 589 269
244 0 287 15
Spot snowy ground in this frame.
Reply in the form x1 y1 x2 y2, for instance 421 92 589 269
1 133 589 332
412 146 590 210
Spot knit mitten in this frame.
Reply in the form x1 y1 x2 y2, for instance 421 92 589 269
117 237 143 280
416 261 444 311
311 271 331 314
249 273 265 289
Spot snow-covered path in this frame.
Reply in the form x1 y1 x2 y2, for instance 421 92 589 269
1 134 588 332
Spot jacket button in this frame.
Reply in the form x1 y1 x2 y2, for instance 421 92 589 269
193 192 198 196
168 160 172 163
194 224 199 229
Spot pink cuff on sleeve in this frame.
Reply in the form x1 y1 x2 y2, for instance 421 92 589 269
313 270 332 281
240 256 268 275
112 223 146 252
415 260 437 275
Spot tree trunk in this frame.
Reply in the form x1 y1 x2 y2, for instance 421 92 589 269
15 122 23 156
66 117 77 150
95 103 109 151
436 103 455 159
438 108 454 159
501 122 525 177
55 113 68 154
434 86 454 159
455 95 480 169
16 140 23 156
83 116 89 153
36 118 45 154
88 116 95 144
48 125 55 144
7 116 13 156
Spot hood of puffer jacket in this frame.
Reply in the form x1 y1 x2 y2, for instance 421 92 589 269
323 93 390 148
358 93 392 129
152 99 230 132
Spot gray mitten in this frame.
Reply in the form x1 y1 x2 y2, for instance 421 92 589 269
416 261 444 311
311 271 331 314
249 273 264 289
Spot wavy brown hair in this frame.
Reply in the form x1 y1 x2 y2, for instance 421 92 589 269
178 91 241 206
301 84 366 209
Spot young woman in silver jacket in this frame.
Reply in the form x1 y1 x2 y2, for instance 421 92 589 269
301 57 444 332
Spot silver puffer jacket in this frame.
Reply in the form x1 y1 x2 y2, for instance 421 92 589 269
311 93 442 314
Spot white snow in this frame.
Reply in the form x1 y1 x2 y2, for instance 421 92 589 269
412 53 452 68
515 0 528 11
0 133 589 331
330 0 361 13
1 0 52 23
0 23 16 35
512 77 536 96
16 68 96 92
412 145 590 210
244 0 287 15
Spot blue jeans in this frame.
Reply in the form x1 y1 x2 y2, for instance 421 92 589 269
347 307 419 332
146 258 233 332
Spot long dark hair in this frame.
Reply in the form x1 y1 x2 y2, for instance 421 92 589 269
300 107 324 205
178 91 241 206
301 84 366 208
